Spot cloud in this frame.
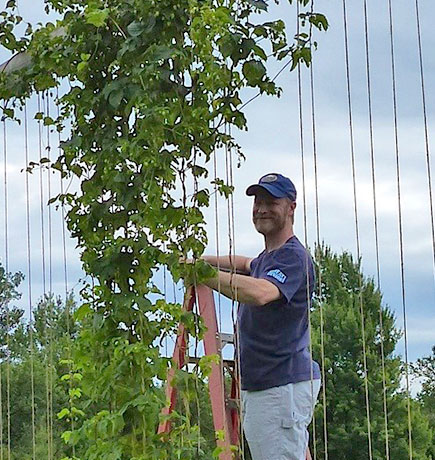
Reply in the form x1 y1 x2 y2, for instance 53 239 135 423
407 317 435 346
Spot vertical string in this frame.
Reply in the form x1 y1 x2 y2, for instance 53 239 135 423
361 1 390 458
179 157 191 450
0 335 2 460
342 2 373 459
56 87 75 457
45 93 53 293
308 0 329 457
1 113 8 460
414 0 435 285
225 126 244 460
44 91 54 460
163 250 168 358
212 134 223 334
191 148 202 456
57 88 69 298
0 346 2 460
297 1 309 249
3 115 12 460
37 94 47 294
296 2 318 459
386 1 413 457
212 127 227 448
40 91 52 460
36 94 49 456
24 102 36 460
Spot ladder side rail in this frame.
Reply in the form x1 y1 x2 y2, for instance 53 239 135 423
157 289 195 434
196 285 235 460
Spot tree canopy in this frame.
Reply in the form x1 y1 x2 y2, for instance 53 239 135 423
310 246 432 460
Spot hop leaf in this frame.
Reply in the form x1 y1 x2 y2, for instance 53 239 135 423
85 8 109 27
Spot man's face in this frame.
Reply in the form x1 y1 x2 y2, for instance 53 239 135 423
252 190 295 236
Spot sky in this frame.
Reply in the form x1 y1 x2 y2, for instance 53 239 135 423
0 0 434 372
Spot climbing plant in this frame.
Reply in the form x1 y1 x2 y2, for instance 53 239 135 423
0 0 327 458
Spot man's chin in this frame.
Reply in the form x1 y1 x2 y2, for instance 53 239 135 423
254 222 272 235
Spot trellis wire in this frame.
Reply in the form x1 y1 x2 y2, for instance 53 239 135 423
0 341 2 460
191 147 203 456
308 2 329 458
211 125 228 450
361 1 391 458
296 2 318 459
45 91 55 460
56 86 77 458
413 0 435 286
1 113 7 460
37 94 47 294
341 1 373 459
38 91 52 460
224 124 245 460
212 132 223 336
24 102 36 460
386 0 413 457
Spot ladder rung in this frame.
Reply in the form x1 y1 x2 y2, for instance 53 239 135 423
187 356 235 369
220 332 234 347
226 398 240 409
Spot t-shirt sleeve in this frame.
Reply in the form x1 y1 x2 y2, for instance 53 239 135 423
258 247 306 304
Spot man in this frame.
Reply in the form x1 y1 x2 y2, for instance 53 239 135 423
202 173 321 460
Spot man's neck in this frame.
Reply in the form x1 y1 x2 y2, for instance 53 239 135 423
264 228 295 252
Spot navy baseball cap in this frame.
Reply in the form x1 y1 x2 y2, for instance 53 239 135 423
246 173 297 201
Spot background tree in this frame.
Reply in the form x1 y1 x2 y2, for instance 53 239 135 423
0 264 77 458
412 346 435 459
0 264 25 360
310 245 432 460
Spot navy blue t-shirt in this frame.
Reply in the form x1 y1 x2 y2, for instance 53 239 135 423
238 236 320 391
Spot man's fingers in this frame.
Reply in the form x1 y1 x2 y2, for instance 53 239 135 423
179 257 194 264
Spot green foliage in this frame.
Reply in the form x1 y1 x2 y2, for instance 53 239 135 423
311 245 433 460
1 248 434 459
0 0 331 457
0 264 25 360
0 271 77 459
412 346 435 459
0 0 328 457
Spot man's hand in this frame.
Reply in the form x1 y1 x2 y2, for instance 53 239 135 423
179 256 194 264
179 257 217 286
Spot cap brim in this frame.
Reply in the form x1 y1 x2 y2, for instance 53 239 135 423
246 184 287 198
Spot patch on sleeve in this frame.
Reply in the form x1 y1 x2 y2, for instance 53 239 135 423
266 269 287 284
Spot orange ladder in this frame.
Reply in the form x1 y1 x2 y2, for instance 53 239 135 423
158 285 240 460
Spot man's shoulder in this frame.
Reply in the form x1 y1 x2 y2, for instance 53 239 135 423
275 237 314 273
277 236 307 259
251 237 311 273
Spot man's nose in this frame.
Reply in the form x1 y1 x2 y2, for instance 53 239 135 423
255 204 266 214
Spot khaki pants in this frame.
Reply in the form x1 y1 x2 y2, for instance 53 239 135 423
241 379 321 460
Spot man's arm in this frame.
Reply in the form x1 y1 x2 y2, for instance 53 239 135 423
202 255 252 274
204 270 281 306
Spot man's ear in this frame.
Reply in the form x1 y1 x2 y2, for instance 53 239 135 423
288 200 296 222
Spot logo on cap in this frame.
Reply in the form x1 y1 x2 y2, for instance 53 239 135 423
261 174 278 183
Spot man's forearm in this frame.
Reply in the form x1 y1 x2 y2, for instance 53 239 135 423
204 270 280 306
202 255 251 274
